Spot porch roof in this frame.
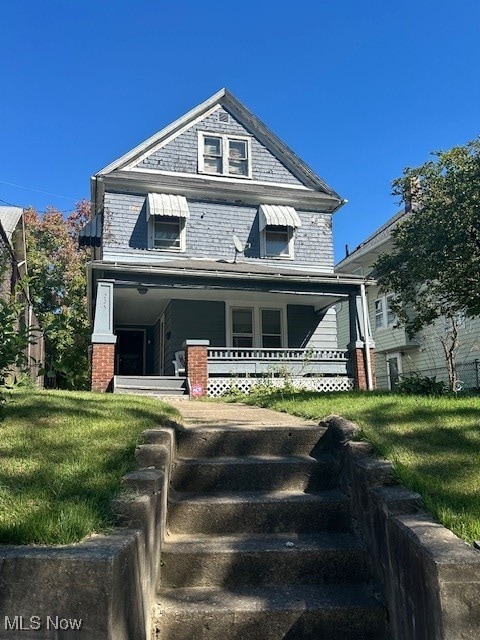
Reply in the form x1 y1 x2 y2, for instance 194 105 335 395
91 258 368 288
91 258 369 325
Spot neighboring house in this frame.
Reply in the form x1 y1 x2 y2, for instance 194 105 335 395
336 209 480 390
0 206 44 385
81 89 373 396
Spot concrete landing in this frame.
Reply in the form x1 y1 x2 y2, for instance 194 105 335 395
167 399 317 427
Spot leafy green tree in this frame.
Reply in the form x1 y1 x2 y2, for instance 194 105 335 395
374 139 480 391
0 279 32 385
24 201 91 389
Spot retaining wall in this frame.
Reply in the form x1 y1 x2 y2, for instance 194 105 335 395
1 415 480 639
321 415 480 640
0 425 176 640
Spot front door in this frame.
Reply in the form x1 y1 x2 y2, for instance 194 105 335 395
116 330 145 375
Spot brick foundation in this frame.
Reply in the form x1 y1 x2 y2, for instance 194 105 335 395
91 343 115 392
185 341 209 399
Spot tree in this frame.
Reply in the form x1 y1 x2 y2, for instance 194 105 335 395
374 138 480 391
24 201 91 389
0 279 33 386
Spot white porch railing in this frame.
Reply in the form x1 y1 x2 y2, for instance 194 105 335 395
207 347 349 377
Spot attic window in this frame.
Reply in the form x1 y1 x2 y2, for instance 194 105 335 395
198 132 251 178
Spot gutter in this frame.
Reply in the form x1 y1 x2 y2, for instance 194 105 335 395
88 260 369 288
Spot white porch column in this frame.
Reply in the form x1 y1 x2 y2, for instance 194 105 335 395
91 279 116 392
92 279 117 344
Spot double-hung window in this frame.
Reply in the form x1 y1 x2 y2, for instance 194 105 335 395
261 309 282 348
231 308 254 347
259 205 302 259
229 306 285 348
199 133 251 178
153 217 182 250
264 226 292 257
374 294 396 329
147 193 189 252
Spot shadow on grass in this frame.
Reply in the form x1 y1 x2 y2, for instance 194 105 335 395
0 390 180 545
231 389 480 541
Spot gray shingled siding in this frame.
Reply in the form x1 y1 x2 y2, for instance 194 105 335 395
305 308 339 350
163 299 226 376
103 192 333 271
287 306 338 350
137 106 304 186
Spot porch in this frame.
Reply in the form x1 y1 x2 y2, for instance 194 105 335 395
113 345 353 398
88 260 374 395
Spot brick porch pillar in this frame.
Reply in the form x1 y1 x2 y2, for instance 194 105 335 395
351 346 376 391
184 340 210 399
348 290 376 391
91 343 116 392
91 280 117 392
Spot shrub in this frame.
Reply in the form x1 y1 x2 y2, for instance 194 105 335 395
395 373 447 396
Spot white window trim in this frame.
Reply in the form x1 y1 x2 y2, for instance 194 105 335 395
198 131 252 179
374 293 395 329
149 216 187 252
226 302 287 348
260 225 295 260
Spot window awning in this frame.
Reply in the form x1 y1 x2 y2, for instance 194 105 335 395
79 214 102 247
259 204 302 230
147 193 190 219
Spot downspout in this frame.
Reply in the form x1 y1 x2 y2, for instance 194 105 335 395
360 283 373 390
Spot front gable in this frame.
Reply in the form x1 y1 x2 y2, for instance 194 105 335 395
132 105 304 187
97 89 340 197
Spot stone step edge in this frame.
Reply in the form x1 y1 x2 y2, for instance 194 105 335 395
155 583 385 613
173 454 335 464
168 489 348 504
162 531 363 552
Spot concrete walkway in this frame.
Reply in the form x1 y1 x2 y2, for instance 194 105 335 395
167 399 317 427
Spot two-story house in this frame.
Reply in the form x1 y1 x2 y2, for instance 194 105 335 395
336 209 480 390
81 89 374 396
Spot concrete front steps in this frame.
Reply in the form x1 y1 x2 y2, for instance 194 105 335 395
113 375 188 398
153 424 387 639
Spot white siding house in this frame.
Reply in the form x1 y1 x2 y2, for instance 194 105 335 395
336 210 480 390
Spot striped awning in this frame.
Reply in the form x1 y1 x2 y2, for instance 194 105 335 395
147 193 190 219
259 204 302 230
79 214 103 247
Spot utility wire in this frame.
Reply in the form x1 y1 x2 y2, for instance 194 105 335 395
0 197 79 215
0 179 78 202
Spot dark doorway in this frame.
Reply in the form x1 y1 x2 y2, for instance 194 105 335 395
116 330 145 375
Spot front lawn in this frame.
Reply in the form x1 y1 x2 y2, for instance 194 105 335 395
0 390 179 545
232 390 480 543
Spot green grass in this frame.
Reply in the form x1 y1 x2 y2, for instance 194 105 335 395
229 390 480 543
0 389 180 545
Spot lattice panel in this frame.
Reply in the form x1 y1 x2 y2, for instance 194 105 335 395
207 377 354 398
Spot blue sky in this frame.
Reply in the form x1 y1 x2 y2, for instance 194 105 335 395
1 1 479 262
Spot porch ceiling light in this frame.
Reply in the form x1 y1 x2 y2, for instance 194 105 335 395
137 286 148 295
